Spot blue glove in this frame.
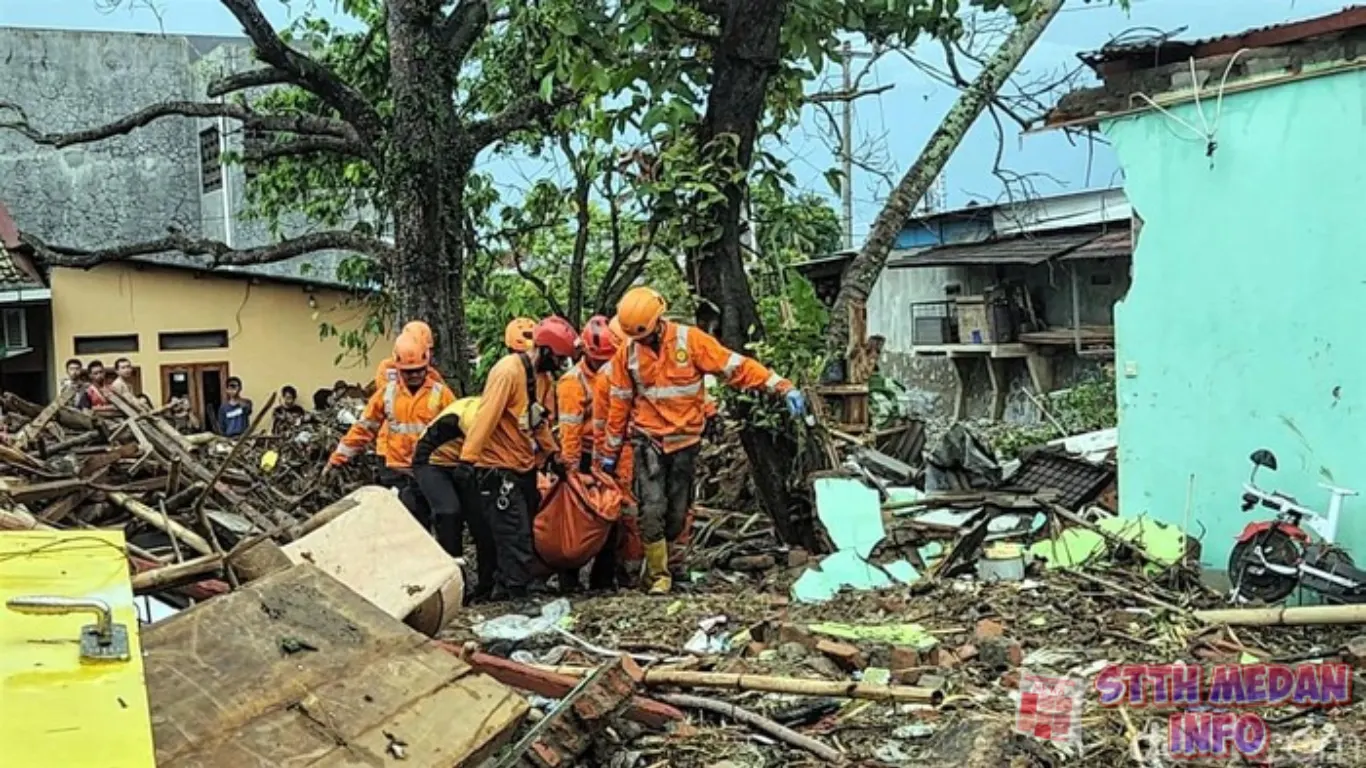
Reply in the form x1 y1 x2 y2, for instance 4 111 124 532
784 389 808 417
600 458 617 477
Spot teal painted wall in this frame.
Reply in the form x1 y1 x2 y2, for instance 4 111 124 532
1107 69 1366 572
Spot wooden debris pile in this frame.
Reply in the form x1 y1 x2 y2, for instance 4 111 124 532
0 388 379 602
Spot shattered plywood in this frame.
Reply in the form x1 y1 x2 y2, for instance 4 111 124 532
144 563 526 767
281 485 462 620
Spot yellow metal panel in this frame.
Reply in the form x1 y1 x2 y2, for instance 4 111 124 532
0 531 156 767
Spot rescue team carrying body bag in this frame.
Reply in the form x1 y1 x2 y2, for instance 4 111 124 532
533 470 624 571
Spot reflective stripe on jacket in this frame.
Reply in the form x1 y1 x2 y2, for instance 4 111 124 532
460 353 558 472
603 321 791 457
334 370 453 468
373 357 446 459
557 361 594 469
592 360 634 482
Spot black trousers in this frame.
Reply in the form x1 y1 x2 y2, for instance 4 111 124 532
475 467 541 595
633 438 699 545
380 467 432 530
414 463 497 596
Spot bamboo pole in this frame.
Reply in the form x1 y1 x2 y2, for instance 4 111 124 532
108 491 213 556
1195 603 1366 627
131 553 224 593
640 670 943 704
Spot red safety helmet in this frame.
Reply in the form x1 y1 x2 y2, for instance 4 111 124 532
533 316 578 357
580 315 618 362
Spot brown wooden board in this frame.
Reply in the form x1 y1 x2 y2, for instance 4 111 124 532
144 563 527 767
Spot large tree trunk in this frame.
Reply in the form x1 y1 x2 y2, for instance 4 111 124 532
387 0 472 390
692 0 816 548
824 0 1062 359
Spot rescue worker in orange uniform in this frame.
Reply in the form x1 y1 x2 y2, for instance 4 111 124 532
592 316 715 585
461 316 577 600
331 333 455 526
413 396 499 601
374 320 446 461
505 317 536 353
555 315 622 591
601 287 807 594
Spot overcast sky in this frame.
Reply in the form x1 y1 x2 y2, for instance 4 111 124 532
2 0 1347 238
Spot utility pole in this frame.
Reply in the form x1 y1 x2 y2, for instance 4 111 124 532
839 42 874 251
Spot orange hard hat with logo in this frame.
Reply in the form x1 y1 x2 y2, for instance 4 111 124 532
581 315 618 362
401 320 434 350
393 333 429 371
533 316 578 357
505 317 536 352
617 287 667 339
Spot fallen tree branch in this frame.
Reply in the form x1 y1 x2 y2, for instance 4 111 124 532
655 692 844 762
0 100 358 149
19 227 393 270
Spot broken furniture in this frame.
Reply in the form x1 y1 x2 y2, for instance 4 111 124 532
143 563 527 767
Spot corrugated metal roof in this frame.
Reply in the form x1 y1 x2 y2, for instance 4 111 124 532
1081 7 1366 73
1059 230 1131 261
888 231 1100 269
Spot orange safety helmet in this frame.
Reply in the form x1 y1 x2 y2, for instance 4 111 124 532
533 316 578 357
401 320 434 351
608 315 626 343
393 333 430 371
505 317 536 353
580 315 618 362
617 286 667 339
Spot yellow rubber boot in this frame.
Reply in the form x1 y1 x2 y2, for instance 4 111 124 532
644 540 672 595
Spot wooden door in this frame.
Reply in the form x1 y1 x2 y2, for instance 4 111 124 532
160 363 229 432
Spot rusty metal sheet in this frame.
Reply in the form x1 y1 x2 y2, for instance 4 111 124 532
889 231 1099 269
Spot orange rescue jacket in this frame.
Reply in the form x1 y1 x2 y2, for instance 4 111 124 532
592 359 634 483
556 360 595 469
604 321 790 457
334 370 453 469
373 357 447 458
460 352 558 473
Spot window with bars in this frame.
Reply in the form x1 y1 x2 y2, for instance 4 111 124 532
1 308 27 351
199 126 222 192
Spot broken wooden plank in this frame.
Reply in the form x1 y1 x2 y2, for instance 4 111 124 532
451 646 685 729
143 564 528 767
14 385 77 449
5 477 89 505
2 391 95 432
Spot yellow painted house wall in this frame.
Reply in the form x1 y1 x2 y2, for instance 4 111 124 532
50 263 380 405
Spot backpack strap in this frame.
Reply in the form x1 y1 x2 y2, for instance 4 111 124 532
516 351 537 433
